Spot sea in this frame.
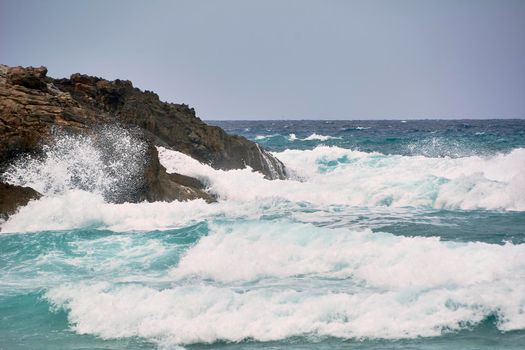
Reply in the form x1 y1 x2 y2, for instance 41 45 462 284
1 119 524 349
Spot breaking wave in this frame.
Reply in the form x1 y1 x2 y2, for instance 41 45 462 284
1 127 524 348
288 133 342 141
43 220 525 345
3 145 524 233
158 146 525 211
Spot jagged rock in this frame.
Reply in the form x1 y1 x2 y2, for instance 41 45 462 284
1 64 286 179
53 72 287 179
132 144 215 203
0 182 41 221
6 66 48 91
0 64 285 216
0 65 98 167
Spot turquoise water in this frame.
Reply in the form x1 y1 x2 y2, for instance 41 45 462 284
1 120 525 349
214 119 525 155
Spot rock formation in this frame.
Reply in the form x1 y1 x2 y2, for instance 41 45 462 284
52 73 286 179
0 182 41 221
0 64 286 219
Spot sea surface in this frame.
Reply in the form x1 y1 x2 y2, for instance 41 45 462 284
1 119 525 349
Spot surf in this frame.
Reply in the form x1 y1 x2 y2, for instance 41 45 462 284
1 120 525 350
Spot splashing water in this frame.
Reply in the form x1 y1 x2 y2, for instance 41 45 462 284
2 126 147 202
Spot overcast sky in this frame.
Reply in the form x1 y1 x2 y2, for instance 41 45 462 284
1 0 524 120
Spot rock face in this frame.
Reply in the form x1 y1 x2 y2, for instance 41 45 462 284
53 73 286 179
0 64 285 218
0 182 41 221
0 65 99 166
0 64 286 178
136 144 215 203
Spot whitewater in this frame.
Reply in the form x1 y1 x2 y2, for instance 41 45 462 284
1 119 524 349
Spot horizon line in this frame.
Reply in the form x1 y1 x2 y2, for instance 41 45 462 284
204 117 525 121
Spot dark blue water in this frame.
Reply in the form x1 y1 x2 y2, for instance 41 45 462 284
210 119 525 155
1 119 524 349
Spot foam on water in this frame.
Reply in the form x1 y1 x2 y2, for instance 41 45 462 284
1 188 457 236
2 144 524 234
43 221 525 345
303 133 342 141
158 146 525 211
1 190 214 233
287 133 342 141
254 134 279 140
2 121 525 349
172 221 525 288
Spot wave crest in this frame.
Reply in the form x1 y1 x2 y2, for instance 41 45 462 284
158 146 525 211
44 221 525 345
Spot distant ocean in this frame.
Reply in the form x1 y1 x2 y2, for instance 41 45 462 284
1 119 525 349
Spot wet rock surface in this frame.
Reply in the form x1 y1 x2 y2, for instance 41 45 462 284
0 182 41 221
133 144 215 204
52 72 286 179
0 64 284 217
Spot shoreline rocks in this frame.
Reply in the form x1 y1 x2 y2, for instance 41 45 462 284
0 64 286 220
0 182 41 221
52 72 286 179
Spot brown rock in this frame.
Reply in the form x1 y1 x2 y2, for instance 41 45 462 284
0 64 285 215
53 72 287 179
127 144 215 203
0 182 41 221
6 66 49 91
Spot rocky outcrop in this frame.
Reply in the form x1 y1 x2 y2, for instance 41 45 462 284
52 73 286 179
0 64 285 218
0 64 286 178
0 182 41 221
6 66 49 91
134 144 215 203
0 65 99 167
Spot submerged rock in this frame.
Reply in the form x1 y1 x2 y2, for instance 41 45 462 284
0 64 284 216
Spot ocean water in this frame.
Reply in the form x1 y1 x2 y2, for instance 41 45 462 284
1 119 525 350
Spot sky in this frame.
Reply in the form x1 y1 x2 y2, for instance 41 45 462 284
1 0 525 120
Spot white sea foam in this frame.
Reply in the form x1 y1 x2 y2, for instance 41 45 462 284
172 221 525 288
0 190 221 233
2 128 524 347
44 221 525 345
2 145 524 233
254 134 279 140
159 146 525 211
303 133 342 141
341 126 371 131
1 127 146 202
287 133 341 141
